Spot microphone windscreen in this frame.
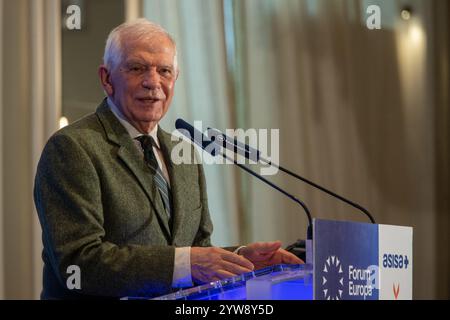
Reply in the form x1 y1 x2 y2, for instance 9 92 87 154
175 119 218 156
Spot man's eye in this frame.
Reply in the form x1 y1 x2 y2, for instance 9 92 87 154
160 68 173 76
128 65 145 72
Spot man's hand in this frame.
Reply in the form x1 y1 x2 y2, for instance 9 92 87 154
239 241 304 270
190 247 254 284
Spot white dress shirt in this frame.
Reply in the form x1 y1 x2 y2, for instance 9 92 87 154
107 98 193 289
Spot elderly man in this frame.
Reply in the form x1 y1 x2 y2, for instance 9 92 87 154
34 19 302 299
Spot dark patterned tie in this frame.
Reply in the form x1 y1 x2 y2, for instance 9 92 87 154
137 135 172 223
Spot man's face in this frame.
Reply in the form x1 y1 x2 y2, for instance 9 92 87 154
100 34 178 132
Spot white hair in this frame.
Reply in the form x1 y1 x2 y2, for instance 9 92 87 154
103 18 178 71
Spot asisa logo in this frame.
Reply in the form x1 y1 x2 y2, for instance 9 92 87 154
382 253 409 269
322 256 344 300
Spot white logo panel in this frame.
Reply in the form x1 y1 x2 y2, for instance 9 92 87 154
378 224 413 300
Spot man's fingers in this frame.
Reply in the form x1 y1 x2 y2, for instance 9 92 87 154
221 260 253 275
191 247 258 284
222 252 254 270
280 249 304 264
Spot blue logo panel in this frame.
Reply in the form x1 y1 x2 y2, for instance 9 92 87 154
314 219 379 300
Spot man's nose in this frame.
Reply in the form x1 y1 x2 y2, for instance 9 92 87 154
141 68 161 89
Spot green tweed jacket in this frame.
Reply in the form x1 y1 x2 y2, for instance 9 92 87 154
34 99 215 299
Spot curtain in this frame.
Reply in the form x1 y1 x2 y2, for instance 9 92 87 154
233 0 439 299
142 0 448 298
432 0 450 298
0 0 61 299
143 0 242 246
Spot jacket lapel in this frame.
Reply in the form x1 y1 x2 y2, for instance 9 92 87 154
95 100 172 239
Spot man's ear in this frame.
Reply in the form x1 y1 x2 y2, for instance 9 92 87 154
98 65 114 96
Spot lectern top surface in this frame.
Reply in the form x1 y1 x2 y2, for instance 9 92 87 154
149 263 312 301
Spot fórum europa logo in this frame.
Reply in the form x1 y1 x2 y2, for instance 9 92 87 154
322 256 344 300
321 255 378 300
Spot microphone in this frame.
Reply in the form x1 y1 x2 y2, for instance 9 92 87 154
176 119 313 240
206 127 376 224
207 127 261 162
175 119 219 156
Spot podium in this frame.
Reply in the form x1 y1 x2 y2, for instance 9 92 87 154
153 264 314 300
150 219 413 300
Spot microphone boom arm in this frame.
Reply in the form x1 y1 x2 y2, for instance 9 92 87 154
209 126 375 225
219 151 313 239
260 158 376 224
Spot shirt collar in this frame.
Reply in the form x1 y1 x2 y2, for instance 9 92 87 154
107 97 160 149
